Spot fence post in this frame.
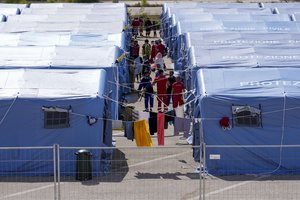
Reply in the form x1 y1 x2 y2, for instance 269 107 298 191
203 143 206 200
199 144 202 200
53 144 57 200
57 144 61 200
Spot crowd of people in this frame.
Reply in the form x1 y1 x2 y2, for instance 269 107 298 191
132 17 158 38
129 17 185 113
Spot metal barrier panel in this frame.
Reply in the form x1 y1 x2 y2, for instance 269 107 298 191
58 146 201 200
0 146 56 200
203 145 300 200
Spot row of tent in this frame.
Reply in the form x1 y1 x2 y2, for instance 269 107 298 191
161 3 300 175
0 3 130 176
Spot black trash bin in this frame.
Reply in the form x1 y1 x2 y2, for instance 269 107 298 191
75 149 92 181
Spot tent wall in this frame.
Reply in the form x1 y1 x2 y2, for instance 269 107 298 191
194 68 300 175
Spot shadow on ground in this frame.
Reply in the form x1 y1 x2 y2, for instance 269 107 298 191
134 172 200 180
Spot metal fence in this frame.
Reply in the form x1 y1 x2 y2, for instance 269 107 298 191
0 145 200 200
0 146 56 200
1 145 300 200
201 144 300 200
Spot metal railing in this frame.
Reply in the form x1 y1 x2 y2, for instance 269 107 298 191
1 144 300 200
201 144 300 200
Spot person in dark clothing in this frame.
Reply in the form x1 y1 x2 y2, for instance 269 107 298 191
152 20 157 37
139 17 144 37
138 71 154 112
132 40 140 59
144 18 152 37
167 70 176 106
142 58 151 75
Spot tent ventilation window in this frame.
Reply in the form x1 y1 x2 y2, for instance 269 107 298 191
232 105 261 127
42 106 71 129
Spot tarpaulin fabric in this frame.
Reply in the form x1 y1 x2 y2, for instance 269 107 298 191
165 110 176 128
149 111 157 135
195 68 300 175
157 113 165 146
174 117 191 137
0 68 109 176
138 111 150 120
134 120 153 147
123 121 134 141
175 106 184 118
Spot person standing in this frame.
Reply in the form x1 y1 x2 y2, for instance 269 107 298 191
132 17 139 39
142 39 151 60
156 40 166 57
139 17 144 37
152 20 157 37
132 40 140 59
150 40 157 63
138 71 154 112
167 70 176 106
153 69 168 112
134 57 143 82
144 18 152 37
172 76 185 108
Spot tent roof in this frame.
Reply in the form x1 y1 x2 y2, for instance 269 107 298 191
0 8 20 16
21 7 126 15
0 68 106 98
29 3 126 9
0 20 124 34
173 13 291 25
0 46 118 68
0 4 27 9
178 21 300 34
190 45 300 68
7 13 126 23
185 32 300 47
0 32 124 47
197 68 300 97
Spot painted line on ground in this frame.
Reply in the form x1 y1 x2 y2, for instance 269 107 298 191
188 175 268 200
0 184 55 199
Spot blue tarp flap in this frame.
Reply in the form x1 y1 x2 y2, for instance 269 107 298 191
195 68 300 175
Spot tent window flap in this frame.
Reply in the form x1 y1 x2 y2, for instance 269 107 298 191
43 107 70 129
232 105 261 127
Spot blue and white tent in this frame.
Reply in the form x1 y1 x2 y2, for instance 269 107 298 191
184 45 300 91
161 3 270 40
169 21 300 60
0 45 124 120
175 32 300 70
194 68 300 175
0 69 111 175
0 32 126 49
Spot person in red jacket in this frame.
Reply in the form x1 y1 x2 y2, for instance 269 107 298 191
156 40 165 57
172 76 185 108
132 40 140 59
150 40 156 63
153 69 169 112
132 17 139 39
